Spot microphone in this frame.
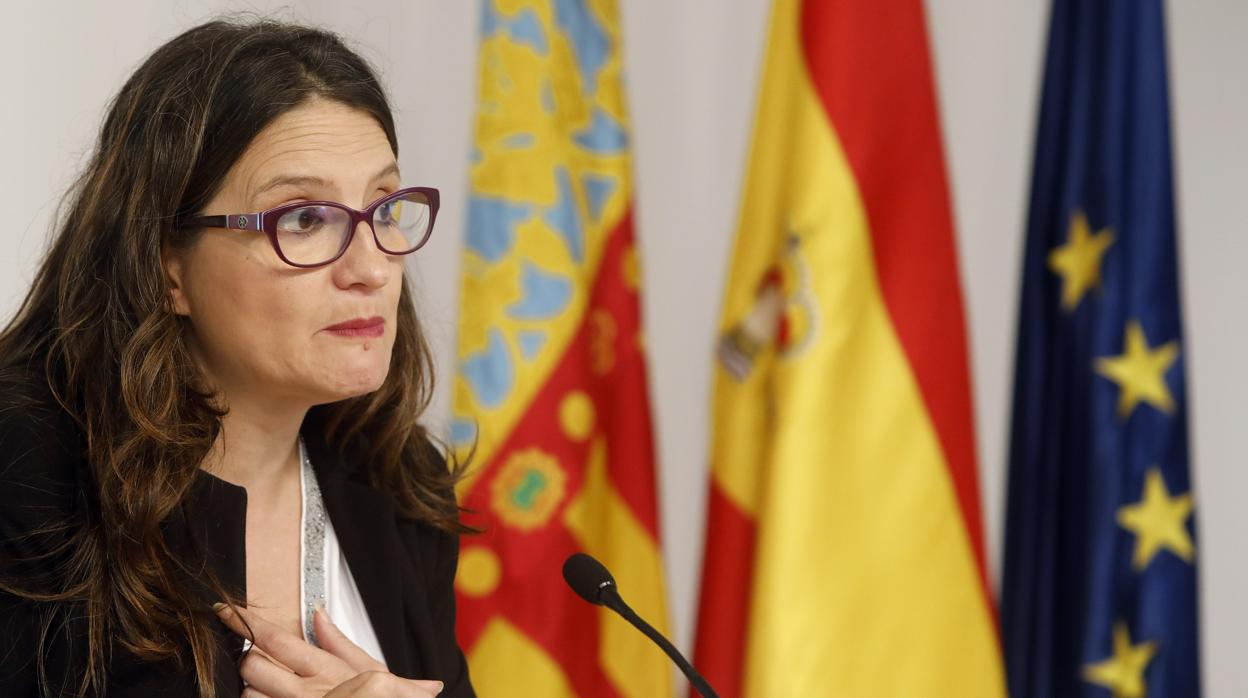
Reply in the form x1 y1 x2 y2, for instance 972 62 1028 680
562 552 720 698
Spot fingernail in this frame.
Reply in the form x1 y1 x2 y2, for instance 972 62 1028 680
212 602 227 613
313 602 329 620
435 681 444 694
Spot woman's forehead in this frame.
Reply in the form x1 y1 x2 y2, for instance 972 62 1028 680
235 100 397 200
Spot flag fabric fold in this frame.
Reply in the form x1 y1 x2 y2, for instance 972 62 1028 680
692 1 1005 695
1001 2 1201 696
452 2 671 696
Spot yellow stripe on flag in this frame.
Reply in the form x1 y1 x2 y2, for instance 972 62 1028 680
468 617 576 697
564 437 673 698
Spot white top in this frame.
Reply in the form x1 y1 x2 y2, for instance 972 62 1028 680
240 440 386 668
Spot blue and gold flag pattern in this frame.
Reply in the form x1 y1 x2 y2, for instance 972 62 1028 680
452 1 672 696
1001 1 1201 697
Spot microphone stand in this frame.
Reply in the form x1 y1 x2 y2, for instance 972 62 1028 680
599 587 720 698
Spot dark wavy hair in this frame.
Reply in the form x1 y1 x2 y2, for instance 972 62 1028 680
0 17 465 697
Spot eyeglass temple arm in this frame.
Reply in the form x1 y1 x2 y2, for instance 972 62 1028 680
179 213 263 231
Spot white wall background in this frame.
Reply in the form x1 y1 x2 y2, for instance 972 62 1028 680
1 1 1243 694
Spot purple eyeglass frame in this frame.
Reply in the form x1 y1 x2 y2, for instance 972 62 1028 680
177 186 440 268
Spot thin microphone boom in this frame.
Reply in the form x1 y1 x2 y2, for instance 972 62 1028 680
562 552 720 698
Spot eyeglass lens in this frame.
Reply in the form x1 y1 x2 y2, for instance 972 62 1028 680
273 191 433 265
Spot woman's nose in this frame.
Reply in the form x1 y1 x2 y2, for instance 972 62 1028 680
332 219 391 289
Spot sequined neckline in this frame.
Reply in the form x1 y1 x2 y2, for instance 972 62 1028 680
299 436 327 646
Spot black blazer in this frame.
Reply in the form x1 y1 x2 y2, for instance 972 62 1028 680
0 379 475 697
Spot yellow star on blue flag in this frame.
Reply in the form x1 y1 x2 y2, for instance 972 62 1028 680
1001 2 1201 697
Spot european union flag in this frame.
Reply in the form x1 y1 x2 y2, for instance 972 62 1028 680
1001 1 1201 696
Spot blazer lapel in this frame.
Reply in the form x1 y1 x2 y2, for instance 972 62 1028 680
303 429 422 678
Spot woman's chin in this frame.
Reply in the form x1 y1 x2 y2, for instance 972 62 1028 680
314 359 392 402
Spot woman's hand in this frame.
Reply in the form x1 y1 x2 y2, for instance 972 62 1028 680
215 603 444 697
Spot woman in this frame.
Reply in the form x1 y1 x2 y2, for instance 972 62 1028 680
0 18 475 698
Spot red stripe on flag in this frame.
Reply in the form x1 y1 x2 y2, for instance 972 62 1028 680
461 524 615 696
456 207 660 696
691 483 757 698
798 1 994 605
592 208 662 538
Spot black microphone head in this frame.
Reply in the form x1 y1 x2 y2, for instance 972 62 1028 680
562 552 617 606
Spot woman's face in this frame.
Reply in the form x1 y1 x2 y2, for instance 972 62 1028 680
166 98 406 408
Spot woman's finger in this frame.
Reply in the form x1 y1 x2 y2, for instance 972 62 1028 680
241 686 275 698
313 606 388 673
410 679 446 695
238 649 306 697
215 603 346 679
323 671 443 697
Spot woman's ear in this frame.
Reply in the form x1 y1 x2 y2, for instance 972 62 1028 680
163 245 192 317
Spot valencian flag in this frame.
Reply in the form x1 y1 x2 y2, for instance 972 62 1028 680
1000 1 1201 696
691 0 1005 695
450 1 671 696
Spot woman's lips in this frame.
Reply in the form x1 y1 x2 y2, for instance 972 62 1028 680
322 316 385 338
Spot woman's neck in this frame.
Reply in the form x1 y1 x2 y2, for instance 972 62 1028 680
202 393 308 495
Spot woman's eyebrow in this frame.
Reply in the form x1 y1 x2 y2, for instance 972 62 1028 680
250 163 402 200
252 174 328 198
373 162 401 182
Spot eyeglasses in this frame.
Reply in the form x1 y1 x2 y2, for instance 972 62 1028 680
178 186 439 268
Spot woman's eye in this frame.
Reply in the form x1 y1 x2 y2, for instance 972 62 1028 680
379 200 404 223
277 206 329 235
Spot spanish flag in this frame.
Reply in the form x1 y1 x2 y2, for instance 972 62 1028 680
452 1 671 696
692 1 1005 695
